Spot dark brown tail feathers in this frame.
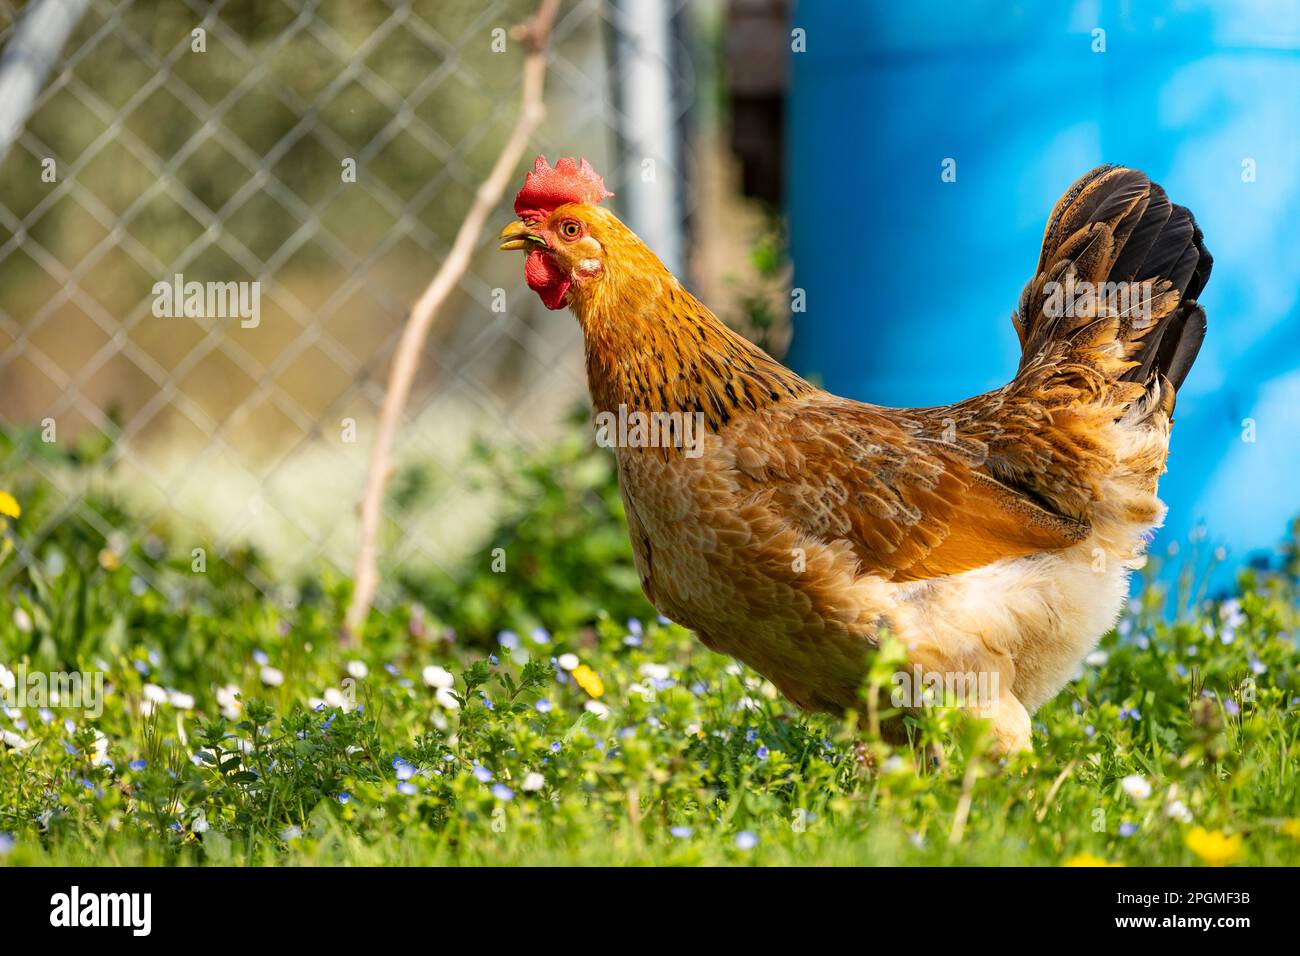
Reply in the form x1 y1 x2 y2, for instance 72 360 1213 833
1017 165 1213 403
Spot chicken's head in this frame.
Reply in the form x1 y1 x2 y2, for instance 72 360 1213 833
499 156 614 310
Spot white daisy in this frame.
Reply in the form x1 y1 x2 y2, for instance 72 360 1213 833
434 687 460 710
422 665 454 689
216 685 242 720
346 660 369 680
639 663 671 682
1121 774 1152 800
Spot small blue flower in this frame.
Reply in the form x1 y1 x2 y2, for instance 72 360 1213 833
385 663 400 677
756 746 769 760
1224 699 1240 716
535 698 553 713
134 660 150 676
734 831 758 851
337 791 351 804
744 728 758 742
670 826 693 839
128 759 147 771
1119 822 1137 837
488 654 500 667
550 741 561 753
497 630 520 650
397 781 417 796
627 618 643 636
530 627 551 645
473 763 493 783
253 649 269 665
492 784 514 801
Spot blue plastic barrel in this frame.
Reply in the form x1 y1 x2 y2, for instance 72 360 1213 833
785 0 1300 592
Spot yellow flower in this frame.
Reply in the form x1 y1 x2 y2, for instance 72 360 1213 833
98 548 121 571
1063 852 1122 867
571 663 604 699
0 491 19 519
1185 827 1243 866
1279 819 1300 842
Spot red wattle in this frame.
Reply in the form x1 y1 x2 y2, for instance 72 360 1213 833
525 249 571 310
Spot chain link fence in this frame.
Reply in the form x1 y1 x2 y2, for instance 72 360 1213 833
0 0 698 608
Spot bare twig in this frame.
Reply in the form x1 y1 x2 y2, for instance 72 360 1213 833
344 0 562 641
1035 758 1077 822
948 755 979 846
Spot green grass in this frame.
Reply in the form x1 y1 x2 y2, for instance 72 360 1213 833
1 432 1299 867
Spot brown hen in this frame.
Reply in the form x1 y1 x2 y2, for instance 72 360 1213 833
500 158 1211 751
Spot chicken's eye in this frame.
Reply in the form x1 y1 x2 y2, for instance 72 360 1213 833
558 219 582 241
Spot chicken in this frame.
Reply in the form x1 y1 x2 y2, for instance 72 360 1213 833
500 157 1211 752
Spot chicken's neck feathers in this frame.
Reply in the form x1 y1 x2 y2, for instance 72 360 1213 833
572 230 813 433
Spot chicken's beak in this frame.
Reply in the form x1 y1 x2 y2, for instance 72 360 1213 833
499 220 545 251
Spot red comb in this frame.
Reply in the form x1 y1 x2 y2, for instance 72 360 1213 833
514 156 613 221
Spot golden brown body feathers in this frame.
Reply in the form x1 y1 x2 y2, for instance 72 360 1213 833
540 168 1211 750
